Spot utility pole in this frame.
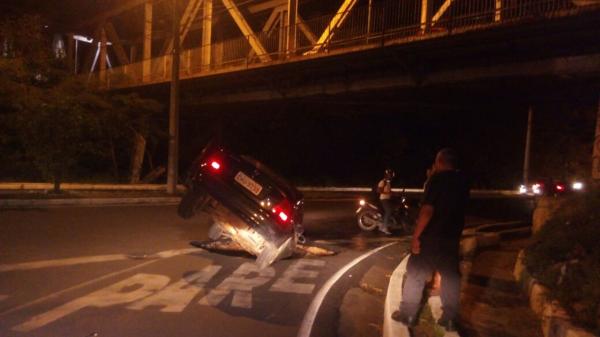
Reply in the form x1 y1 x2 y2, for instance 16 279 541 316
167 0 181 195
523 106 533 185
592 95 600 183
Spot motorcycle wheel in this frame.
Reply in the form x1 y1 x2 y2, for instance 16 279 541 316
177 189 210 219
357 209 381 231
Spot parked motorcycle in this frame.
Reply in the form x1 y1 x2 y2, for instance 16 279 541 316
355 194 415 234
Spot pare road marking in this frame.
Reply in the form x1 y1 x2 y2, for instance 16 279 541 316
199 263 275 309
270 259 326 294
128 265 222 312
0 248 203 273
12 258 327 332
13 273 170 332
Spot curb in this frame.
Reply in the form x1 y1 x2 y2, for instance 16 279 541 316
383 254 459 337
382 222 533 337
460 221 531 258
0 182 186 191
0 197 181 208
383 254 411 337
514 249 598 337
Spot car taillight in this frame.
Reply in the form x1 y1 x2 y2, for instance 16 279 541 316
272 200 292 230
278 210 289 222
207 159 221 172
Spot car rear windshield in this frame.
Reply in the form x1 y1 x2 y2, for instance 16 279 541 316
240 155 302 201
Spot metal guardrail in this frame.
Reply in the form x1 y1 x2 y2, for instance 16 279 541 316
297 186 521 197
0 183 521 197
95 0 598 89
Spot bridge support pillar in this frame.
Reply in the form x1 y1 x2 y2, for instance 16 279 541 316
66 33 75 74
592 95 600 181
202 0 213 70
143 1 153 83
99 27 108 85
287 0 298 56
495 0 503 22
420 0 433 32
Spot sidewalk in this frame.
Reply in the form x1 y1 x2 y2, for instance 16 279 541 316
0 190 182 208
337 237 542 337
459 238 542 337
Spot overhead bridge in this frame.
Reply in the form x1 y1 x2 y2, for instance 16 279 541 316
71 0 600 92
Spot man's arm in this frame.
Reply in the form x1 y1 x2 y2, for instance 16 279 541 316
411 204 434 254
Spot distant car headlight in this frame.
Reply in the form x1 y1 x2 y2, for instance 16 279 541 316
572 182 584 191
359 199 366 206
532 183 542 195
518 185 527 194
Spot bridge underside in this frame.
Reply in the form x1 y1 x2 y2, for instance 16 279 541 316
118 10 599 108
73 0 600 98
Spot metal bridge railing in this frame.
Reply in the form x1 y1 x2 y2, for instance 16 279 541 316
98 0 597 89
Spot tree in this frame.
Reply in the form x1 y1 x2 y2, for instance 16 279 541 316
1 14 163 190
101 93 163 183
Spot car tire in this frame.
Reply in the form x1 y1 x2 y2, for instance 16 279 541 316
177 190 210 219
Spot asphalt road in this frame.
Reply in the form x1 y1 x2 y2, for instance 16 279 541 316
0 200 507 337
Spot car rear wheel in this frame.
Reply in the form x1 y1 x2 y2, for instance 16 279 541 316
177 190 211 219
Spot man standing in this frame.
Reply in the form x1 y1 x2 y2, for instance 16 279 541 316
378 169 394 235
392 148 469 332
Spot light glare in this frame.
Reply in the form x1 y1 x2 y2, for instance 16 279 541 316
278 212 288 222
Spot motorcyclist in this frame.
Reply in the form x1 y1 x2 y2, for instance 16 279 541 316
377 169 395 235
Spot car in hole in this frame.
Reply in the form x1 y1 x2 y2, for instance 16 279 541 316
178 142 304 268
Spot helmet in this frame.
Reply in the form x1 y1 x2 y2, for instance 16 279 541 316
385 169 395 178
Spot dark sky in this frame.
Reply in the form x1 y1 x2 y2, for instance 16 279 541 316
0 0 120 31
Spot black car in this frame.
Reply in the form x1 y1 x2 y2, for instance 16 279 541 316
178 142 304 267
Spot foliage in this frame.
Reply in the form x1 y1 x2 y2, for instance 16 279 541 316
525 191 600 334
0 14 163 187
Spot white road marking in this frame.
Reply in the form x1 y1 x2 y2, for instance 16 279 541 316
13 273 170 332
0 258 160 317
270 259 326 294
297 242 396 337
383 254 411 337
314 237 409 245
154 248 202 259
0 248 204 272
0 254 128 272
128 265 221 312
198 262 275 309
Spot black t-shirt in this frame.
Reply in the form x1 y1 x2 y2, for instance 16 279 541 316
420 170 470 250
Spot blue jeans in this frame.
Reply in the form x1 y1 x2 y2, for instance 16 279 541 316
399 247 461 321
380 199 393 230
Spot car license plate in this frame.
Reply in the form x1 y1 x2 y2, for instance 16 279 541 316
234 171 263 196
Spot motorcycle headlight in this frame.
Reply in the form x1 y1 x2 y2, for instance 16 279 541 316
359 199 366 206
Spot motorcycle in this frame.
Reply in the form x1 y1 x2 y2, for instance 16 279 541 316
355 194 415 234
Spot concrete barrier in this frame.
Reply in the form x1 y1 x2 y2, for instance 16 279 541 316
514 249 599 337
